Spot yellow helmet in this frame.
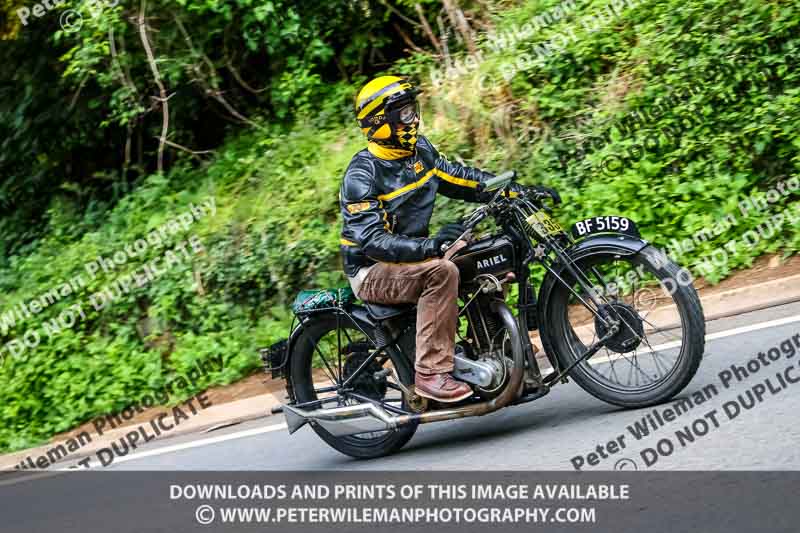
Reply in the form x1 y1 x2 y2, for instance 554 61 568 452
355 76 420 149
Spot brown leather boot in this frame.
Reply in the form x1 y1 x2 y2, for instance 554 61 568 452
415 372 473 403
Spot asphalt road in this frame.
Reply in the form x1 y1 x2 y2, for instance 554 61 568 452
98 301 800 471
4 302 800 533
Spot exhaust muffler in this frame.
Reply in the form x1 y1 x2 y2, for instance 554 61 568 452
283 300 526 437
283 402 396 437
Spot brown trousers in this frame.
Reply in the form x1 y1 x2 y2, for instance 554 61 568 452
357 257 460 375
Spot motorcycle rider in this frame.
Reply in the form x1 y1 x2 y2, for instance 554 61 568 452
339 76 559 403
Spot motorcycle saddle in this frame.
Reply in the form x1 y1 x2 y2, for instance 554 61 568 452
363 302 415 321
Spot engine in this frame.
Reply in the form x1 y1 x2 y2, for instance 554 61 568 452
454 290 514 398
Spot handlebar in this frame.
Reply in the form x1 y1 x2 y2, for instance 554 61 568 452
440 170 519 254
441 169 545 254
476 170 516 193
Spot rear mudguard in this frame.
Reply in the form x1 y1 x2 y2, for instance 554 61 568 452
282 306 377 404
536 234 650 372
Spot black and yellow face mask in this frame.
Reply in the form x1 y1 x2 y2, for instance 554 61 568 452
394 120 419 151
391 100 420 150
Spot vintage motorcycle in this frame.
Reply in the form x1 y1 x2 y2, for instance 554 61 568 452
264 171 705 458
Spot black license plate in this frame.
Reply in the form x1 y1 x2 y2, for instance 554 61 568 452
570 216 640 239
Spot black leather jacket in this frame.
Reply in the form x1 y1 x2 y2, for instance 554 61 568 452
339 136 495 277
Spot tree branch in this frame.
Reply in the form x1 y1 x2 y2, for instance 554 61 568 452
161 138 214 159
225 56 268 94
173 14 262 129
414 3 444 57
442 0 478 55
222 25 269 95
436 13 452 69
68 74 89 112
379 0 421 27
109 26 139 99
109 26 141 178
137 0 169 174
392 22 425 53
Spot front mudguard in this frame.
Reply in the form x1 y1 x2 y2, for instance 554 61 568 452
536 234 650 373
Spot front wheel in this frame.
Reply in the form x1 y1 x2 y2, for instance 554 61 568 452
289 312 417 458
540 245 705 408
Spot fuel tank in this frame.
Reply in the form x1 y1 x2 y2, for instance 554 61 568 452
450 234 516 283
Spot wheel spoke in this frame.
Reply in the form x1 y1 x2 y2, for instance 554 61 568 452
295 322 417 443
342 327 355 346
641 316 684 343
614 349 653 382
337 319 343 388
625 356 634 387
607 353 622 383
558 251 699 397
641 334 677 378
312 339 340 386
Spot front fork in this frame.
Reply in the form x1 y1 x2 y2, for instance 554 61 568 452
515 265 549 385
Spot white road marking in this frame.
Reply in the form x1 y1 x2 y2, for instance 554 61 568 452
59 422 288 470
662 313 800 350
40 313 800 468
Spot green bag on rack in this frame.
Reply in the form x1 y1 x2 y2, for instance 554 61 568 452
291 287 355 314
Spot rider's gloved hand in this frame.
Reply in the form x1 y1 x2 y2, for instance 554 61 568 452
427 223 468 257
525 184 562 205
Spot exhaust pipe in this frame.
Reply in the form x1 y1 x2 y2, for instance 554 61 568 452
283 402 397 437
283 300 525 437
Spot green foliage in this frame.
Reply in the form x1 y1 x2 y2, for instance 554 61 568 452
418 0 800 283
0 0 419 254
0 118 363 452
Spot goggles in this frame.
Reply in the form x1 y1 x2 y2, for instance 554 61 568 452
395 101 420 125
357 97 420 129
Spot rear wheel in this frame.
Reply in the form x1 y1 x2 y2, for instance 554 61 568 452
290 313 417 458
541 245 705 408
